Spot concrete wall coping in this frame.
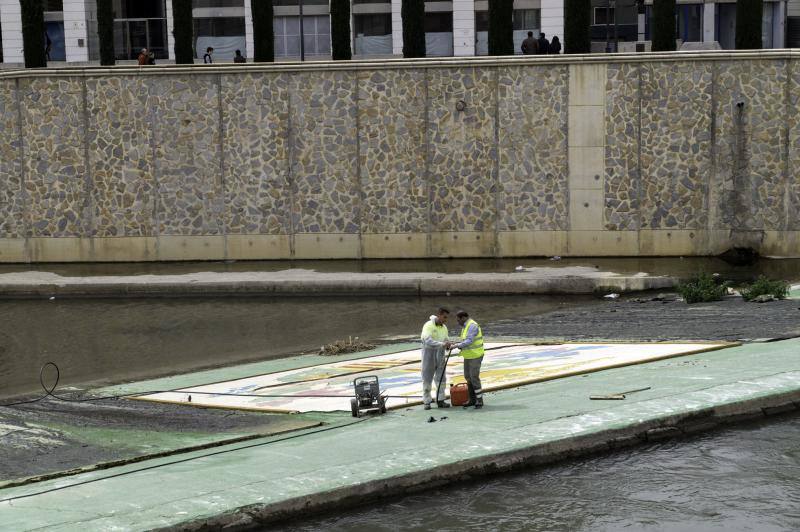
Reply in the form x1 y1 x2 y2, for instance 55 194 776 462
1 49 799 79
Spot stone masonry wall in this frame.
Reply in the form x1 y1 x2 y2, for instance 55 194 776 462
0 53 798 261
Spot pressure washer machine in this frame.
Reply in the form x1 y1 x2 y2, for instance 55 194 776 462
350 375 387 417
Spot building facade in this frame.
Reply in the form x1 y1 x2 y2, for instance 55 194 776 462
0 0 793 65
590 0 789 52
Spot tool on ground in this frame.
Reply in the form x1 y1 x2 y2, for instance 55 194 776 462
589 386 651 400
435 347 454 405
350 375 387 417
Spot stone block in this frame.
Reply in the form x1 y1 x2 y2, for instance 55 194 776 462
429 231 495 257
568 231 639 256
569 63 607 106
157 235 226 261
496 231 568 257
569 147 604 190
568 106 605 148
27 237 92 262
361 234 427 258
0 238 27 262
92 237 158 262
293 234 360 259
226 235 291 260
569 190 604 230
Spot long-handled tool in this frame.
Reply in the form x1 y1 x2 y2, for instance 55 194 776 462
589 386 651 400
435 347 453 404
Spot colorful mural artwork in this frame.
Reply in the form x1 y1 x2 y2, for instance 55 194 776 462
135 342 731 413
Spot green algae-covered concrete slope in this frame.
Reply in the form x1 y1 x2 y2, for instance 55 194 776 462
1 339 799 531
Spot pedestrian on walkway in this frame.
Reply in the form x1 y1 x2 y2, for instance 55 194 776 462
549 36 562 54
537 32 550 55
446 311 485 409
203 47 214 64
521 31 538 55
233 49 247 63
420 308 451 410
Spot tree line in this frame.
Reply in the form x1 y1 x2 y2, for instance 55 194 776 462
18 0 766 68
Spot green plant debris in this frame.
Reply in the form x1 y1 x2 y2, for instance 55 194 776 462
740 276 789 301
677 273 730 304
320 337 376 356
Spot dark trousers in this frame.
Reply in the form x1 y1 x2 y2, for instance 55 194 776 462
463 356 483 402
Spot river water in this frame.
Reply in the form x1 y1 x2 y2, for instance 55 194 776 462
286 415 800 532
0 295 592 398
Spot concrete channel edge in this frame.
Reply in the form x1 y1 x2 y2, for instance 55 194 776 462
158 389 800 532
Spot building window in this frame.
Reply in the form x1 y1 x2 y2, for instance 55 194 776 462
476 9 540 56
273 15 331 57
112 0 168 60
424 12 453 56
678 4 703 42
194 17 246 59
354 14 392 55
513 9 540 31
594 7 615 26
193 0 243 6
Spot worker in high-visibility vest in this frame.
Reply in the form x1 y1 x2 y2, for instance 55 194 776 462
447 310 485 409
420 307 451 410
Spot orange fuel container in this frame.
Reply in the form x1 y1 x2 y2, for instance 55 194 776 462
450 383 469 406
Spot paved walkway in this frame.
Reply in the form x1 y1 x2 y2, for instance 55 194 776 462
0 267 674 297
1 339 798 531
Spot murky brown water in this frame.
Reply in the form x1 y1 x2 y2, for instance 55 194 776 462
0 295 592 398
285 415 800 532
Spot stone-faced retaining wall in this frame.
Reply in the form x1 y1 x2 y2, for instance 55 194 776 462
0 51 797 262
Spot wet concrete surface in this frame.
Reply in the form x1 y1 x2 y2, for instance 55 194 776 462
0 398 318 484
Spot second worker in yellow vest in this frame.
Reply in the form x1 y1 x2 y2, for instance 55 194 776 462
447 310 485 409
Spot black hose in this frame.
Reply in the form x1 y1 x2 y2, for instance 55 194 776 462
435 348 452 404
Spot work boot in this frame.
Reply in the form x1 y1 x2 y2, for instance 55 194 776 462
474 398 484 409
424 403 431 410
462 400 476 409
437 401 450 408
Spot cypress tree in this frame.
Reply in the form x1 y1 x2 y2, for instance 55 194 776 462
488 0 514 56
736 0 763 49
564 0 591 54
330 0 352 60
252 0 274 62
20 0 47 68
402 0 425 58
172 0 194 64
97 0 115 66
652 0 676 52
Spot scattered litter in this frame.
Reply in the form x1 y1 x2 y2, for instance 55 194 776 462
427 416 436 423
590 386 651 401
549 256 562 261
604 293 620 299
750 294 778 303
49 296 55 300
319 336 376 356
515 265 525 272
440 416 448 420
